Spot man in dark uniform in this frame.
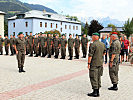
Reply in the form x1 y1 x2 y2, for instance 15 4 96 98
60 34 67 59
13 35 16 54
4 35 10 55
0 35 4 55
74 34 81 59
40 33 47 57
47 33 53 58
38 33 41 56
14 32 26 73
87 33 106 97
68 34 74 60
108 32 121 91
25 36 29 55
10 35 15 56
34 34 39 57
28 32 34 57
81 34 88 58
51 34 54 55
53 34 60 59
33 35 36 54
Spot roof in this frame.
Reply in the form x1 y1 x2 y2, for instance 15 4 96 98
8 10 80 24
99 27 124 32
0 11 6 15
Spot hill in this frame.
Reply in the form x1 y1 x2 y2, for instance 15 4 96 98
0 0 57 22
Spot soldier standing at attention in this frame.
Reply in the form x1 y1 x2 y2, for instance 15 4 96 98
74 34 81 59
10 35 15 56
38 33 41 56
0 35 4 55
28 32 34 57
34 34 39 57
87 33 106 97
108 32 121 91
25 36 29 55
81 34 88 58
40 33 47 57
33 35 36 54
60 34 67 59
47 33 53 58
13 35 16 54
4 35 10 55
68 34 74 60
14 32 26 73
53 34 60 59
51 34 54 55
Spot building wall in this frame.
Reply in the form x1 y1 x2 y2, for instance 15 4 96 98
0 14 4 38
8 18 81 38
8 19 33 38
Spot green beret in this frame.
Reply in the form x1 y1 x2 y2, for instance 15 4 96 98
69 34 72 36
30 32 32 33
18 32 23 35
92 33 100 36
62 34 65 36
48 32 51 34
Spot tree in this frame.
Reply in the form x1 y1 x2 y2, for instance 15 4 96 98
108 24 116 28
84 22 89 35
4 21 8 36
88 20 103 36
123 18 133 38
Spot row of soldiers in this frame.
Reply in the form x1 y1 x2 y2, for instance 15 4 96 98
0 32 89 60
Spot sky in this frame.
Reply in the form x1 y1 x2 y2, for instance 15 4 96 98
20 0 133 21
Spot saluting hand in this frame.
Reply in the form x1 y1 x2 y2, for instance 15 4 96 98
88 64 90 69
16 51 18 54
109 62 113 68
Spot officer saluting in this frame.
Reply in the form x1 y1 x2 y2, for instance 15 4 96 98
108 32 121 91
87 33 106 97
14 32 26 73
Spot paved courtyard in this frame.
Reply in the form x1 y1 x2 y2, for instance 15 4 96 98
0 51 132 100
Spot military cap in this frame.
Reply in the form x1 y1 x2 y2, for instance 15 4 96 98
62 34 65 36
76 34 78 36
30 32 32 33
48 32 51 34
92 33 100 36
69 34 72 36
18 32 23 35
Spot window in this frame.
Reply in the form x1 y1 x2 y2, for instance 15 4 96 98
13 32 15 36
13 22 15 28
65 25 67 29
61 28 62 32
25 22 28 27
51 23 53 28
73 26 75 30
76 26 78 30
40 22 42 27
45 22 47 28
61 22 62 25
69 25 71 29
56 24 58 28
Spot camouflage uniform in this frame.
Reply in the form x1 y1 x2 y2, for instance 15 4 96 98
68 38 74 60
0 37 3 55
81 37 88 58
4 38 10 55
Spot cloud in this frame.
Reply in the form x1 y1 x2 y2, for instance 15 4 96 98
21 0 133 21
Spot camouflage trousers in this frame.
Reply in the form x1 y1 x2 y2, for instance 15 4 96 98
109 62 119 84
61 47 66 57
5 45 9 55
41 45 47 56
29 45 33 55
68 47 73 57
0 45 3 54
17 51 25 68
34 45 39 55
54 47 59 56
82 45 87 56
47 45 52 55
75 47 80 56
89 66 103 89
10 45 14 55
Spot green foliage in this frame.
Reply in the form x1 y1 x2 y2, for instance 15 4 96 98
123 18 133 38
84 22 89 36
4 21 8 36
88 20 103 36
44 30 61 37
66 15 80 22
108 24 116 28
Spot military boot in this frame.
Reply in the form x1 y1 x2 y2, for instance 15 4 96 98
19 68 22 73
108 84 118 91
68 56 72 60
21 67 26 72
87 89 99 97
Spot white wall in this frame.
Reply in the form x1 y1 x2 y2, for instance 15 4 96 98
8 18 81 38
0 14 4 38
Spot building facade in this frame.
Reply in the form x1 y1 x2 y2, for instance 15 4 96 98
8 10 81 38
0 11 5 38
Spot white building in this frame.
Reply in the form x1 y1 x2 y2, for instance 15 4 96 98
0 11 5 38
8 10 81 38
